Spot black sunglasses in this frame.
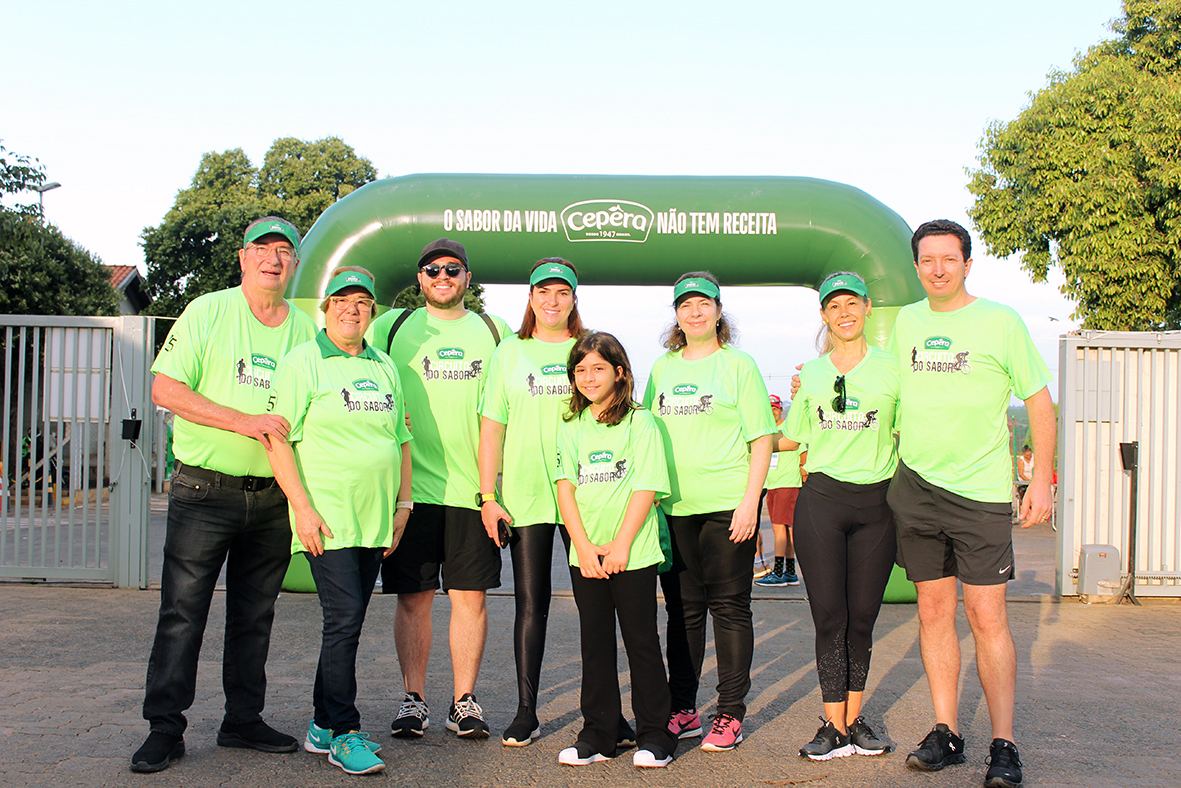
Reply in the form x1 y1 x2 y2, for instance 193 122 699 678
421 262 466 279
831 375 847 414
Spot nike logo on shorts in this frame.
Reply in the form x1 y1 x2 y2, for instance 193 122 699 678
999 565 1012 574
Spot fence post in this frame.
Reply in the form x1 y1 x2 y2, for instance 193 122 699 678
109 316 154 589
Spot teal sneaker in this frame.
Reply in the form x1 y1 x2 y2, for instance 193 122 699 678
329 732 385 775
305 721 380 755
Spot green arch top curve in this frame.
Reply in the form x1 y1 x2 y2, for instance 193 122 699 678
289 174 925 346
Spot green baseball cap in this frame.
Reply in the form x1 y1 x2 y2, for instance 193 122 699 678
818 272 869 304
325 270 376 299
243 216 301 250
529 261 577 290
673 277 720 303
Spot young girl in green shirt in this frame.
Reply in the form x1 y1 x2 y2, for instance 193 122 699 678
554 332 678 769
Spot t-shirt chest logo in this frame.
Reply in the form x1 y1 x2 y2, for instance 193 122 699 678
577 451 628 485
816 404 880 432
910 337 972 375
656 384 714 416
526 364 571 398
339 379 396 413
235 353 277 390
421 347 484 381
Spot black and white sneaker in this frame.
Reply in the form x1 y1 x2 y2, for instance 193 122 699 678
848 716 892 755
501 706 540 747
616 718 636 749
799 718 854 760
390 692 429 738
446 693 490 738
906 723 966 771
985 738 1024 788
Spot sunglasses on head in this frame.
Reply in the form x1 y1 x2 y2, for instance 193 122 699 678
421 262 466 279
831 375 847 413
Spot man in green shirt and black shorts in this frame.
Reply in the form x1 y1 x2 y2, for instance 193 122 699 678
367 239 512 740
886 220 1055 788
131 217 317 773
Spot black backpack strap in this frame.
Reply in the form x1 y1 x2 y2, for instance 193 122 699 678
478 312 502 345
384 308 417 354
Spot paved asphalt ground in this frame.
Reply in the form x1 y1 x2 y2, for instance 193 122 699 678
0 498 1178 788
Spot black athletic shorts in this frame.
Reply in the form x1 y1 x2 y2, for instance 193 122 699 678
888 461 1014 586
381 503 502 593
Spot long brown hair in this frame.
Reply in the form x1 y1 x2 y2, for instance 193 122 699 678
660 270 736 350
565 332 638 427
517 258 587 340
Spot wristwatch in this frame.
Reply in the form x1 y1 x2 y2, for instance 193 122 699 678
397 500 414 511
477 492 497 506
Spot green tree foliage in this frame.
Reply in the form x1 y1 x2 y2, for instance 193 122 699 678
0 141 119 317
142 137 377 317
968 0 1181 330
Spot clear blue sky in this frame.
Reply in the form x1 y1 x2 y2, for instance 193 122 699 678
3 0 1124 395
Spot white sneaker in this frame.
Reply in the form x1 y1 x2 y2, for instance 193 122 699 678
633 746 672 767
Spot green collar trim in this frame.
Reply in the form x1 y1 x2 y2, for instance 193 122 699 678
316 329 378 360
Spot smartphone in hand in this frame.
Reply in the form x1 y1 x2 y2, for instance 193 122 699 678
497 519 514 548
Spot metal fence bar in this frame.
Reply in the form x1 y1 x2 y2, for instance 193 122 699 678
1 327 12 565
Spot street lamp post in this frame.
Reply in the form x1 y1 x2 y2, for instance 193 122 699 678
34 182 62 222
33 182 61 255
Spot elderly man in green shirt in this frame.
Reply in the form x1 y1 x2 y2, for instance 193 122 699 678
131 217 316 773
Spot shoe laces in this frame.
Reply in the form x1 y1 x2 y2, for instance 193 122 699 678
334 732 364 754
454 695 484 719
398 694 427 717
988 741 1021 768
708 713 738 735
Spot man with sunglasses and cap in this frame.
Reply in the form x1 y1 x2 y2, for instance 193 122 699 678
131 217 317 773
886 220 1054 788
367 238 511 741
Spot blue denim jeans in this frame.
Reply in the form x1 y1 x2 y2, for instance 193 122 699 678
307 547 385 736
142 470 291 736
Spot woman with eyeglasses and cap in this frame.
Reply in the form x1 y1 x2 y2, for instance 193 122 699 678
777 270 899 762
265 266 413 775
476 258 600 747
643 271 776 753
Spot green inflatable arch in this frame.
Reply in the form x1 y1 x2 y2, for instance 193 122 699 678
288 174 924 346
284 173 922 601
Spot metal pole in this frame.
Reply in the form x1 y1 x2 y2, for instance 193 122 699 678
1116 441 1141 606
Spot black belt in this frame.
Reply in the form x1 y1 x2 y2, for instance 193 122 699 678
175 462 279 492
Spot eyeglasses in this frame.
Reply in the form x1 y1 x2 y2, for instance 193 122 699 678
329 296 375 313
247 243 295 264
421 262 466 279
831 375 847 413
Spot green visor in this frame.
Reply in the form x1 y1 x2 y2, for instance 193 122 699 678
673 277 720 303
529 261 577 290
325 270 376 298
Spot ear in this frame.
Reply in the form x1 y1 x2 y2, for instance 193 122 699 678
963 257 973 276
865 297 873 316
614 366 625 382
238 248 248 272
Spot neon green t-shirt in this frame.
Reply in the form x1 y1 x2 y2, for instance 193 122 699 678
367 308 512 509
268 332 414 553
479 335 575 526
151 288 317 477
554 408 669 570
765 421 805 490
643 346 777 516
785 346 899 485
886 297 1052 502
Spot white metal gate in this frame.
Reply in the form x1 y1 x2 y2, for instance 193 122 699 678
1058 331 1181 597
1 315 154 587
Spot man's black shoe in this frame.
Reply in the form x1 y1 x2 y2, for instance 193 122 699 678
906 723 966 771
130 732 185 773
985 738 1024 788
216 720 298 753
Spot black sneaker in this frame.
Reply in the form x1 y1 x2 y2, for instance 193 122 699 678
217 720 298 753
985 738 1024 788
906 723 966 771
848 716 892 755
130 732 185 773
501 706 540 747
799 718 854 760
617 718 636 749
391 692 429 738
446 693 490 738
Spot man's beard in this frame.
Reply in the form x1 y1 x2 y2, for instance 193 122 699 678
424 282 466 310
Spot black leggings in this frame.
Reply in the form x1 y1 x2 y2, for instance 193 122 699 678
508 522 570 709
792 473 896 704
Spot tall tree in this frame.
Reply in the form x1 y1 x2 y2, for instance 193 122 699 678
0 141 119 316
142 137 378 317
968 0 1181 330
